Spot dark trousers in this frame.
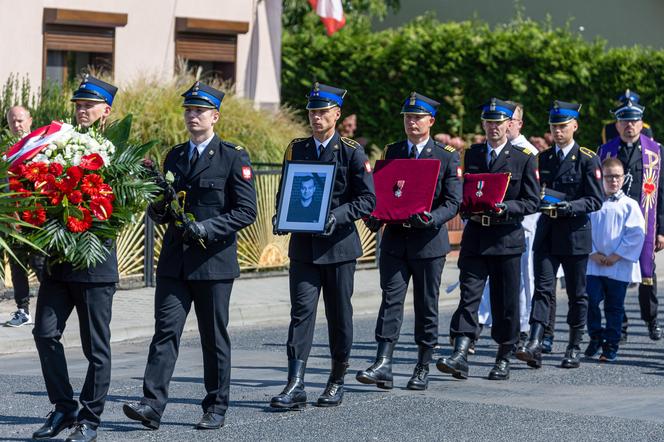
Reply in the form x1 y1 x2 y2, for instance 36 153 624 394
33 279 115 428
531 253 589 330
375 253 445 353
141 277 233 416
623 271 658 329
587 275 628 346
287 259 356 363
544 279 558 338
450 254 521 345
9 250 45 312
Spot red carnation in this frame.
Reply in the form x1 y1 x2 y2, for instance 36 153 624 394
47 191 63 205
90 197 113 221
49 163 64 176
80 153 105 170
56 176 78 194
23 162 48 182
66 207 93 233
98 183 115 202
9 164 26 177
81 174 104 196
21 204 46 226
67 190 83 204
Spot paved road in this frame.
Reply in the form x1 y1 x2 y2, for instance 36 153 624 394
2 290 664 441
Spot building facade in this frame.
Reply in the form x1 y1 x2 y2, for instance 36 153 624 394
0 0 282 108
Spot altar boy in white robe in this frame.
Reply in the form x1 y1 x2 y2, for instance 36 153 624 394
585 157 645 362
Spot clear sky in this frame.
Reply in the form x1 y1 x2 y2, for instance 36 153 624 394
374 0 664 49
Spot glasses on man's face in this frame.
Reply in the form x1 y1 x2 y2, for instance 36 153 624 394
603 174 624 181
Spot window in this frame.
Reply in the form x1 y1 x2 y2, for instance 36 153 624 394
175 17 249 83
42 8 127 84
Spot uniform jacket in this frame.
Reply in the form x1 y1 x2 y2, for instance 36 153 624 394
150 135 257 280
46 242 119 283
613 138 664 235
280 132 376 265
533 143 604 255
379 138 462 259
460 141 540 256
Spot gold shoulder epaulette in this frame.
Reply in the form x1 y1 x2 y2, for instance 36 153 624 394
443 144 455 153
580 146 596 158
341 137 360 149
234 145 244 151
513 145 532 155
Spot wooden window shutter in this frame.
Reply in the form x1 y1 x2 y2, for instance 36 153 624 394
43 24 115 53
175 33 237 62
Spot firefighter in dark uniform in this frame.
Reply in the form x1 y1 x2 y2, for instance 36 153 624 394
356 92 461 391
438 99 540 381
516 101 604 370
600 90 653 145
32 76 119 442
600 95 664 342
270 82 376 409
123 82 257 431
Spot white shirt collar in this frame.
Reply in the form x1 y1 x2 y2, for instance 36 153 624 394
189 134 215 157
555 140 575 158
487 140 508 159
314 133 335 150
407 138 430 157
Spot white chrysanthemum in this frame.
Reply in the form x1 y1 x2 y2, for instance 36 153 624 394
53 154 66 165
32 154 49 164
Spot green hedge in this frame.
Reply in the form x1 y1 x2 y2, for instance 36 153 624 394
282 16 664 151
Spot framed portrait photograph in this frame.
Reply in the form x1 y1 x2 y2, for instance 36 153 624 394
276 161 337 233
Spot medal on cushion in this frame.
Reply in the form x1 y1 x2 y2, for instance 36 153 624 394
394 180 405 198
476 180 484 197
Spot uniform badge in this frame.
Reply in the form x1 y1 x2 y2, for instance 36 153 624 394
364 161 372 173
457 166 463 178
476 180 484 197
535 169 540 181
571 155 576 160
394 180 405 198
595 168 601 180
242 166 252 180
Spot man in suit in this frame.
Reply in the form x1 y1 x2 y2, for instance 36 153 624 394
32 75 119 442
437 98 540 381
270 82 375 409
598 95 664 342
516 101 604 370
123 82 257 431
356 92 461 390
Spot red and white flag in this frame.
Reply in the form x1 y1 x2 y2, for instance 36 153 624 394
4 121 73 165
308 0 346 36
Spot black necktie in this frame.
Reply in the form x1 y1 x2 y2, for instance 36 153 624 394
488 149 497 169
190 147 200 168
317 144 323 159
409 146 417 159
557 149 564 165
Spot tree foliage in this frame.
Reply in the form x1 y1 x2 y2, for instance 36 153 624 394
282 15 664 152
283 0 400 33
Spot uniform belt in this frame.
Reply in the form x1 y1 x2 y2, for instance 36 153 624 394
469 215 522 227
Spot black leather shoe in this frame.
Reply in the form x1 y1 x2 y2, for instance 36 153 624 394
196 412 225 430
648 320 662 341
33 409 77 440
406 363 429 390
436 336 470 379
271 359 307 410
515 323 544 369
541 335 554 353
65 423 97 442
317 360 348 407
356 342 394 389
488 359 510 380
123 402 161 430
561 328 583 369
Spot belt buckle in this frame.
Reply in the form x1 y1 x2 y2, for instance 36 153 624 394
481 215 491 226
548 208 558 219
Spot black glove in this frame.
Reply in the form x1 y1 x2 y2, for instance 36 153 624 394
555 201 573 217
408 211 434 229
272 214 287 236
364 215 382 233
320 213 337 237
183 220 207 245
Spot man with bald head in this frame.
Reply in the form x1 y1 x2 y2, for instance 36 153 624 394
6 106 33 137
3 105 45 329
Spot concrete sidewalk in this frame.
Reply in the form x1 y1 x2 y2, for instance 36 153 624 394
0 254 462 355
